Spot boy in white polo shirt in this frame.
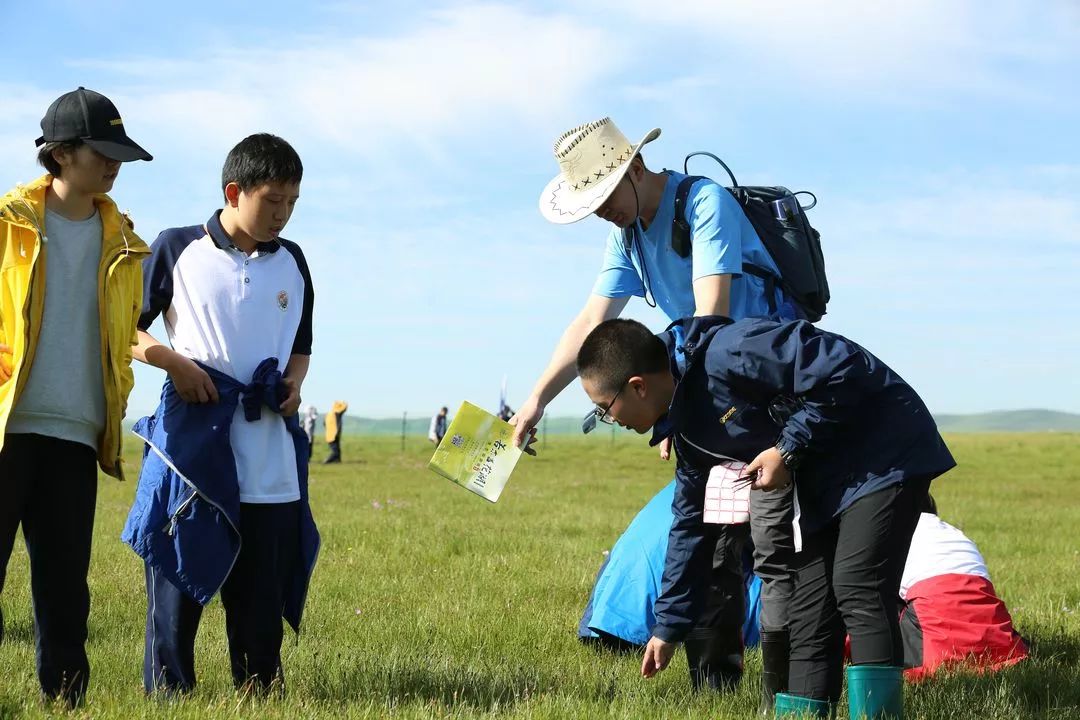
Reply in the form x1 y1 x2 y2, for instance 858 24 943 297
129 133 316 694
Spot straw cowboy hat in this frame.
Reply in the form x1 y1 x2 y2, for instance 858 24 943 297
539 117 660 224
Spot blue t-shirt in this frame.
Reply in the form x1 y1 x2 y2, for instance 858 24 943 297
592 172 790 322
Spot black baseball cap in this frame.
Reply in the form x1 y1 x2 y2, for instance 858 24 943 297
35 87 152 162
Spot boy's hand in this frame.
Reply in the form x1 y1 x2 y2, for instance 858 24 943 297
658 436 672 461
280 378 301 417
641 636 677 678
0 343 13 383
167 355 219 404
746 446 791 491
509 397 543 456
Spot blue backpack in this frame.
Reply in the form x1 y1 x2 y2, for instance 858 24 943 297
671 152 830 322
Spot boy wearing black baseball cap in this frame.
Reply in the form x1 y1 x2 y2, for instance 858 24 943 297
0 87 151 706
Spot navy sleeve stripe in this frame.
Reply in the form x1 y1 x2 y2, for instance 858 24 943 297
280 239 314 356
138 225 204 331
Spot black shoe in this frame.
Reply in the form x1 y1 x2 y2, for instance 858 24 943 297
759 628 790 714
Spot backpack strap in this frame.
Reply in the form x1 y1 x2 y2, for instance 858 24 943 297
671 173 786 318
671 174 706 259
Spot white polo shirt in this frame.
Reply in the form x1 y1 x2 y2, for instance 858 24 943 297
139 210 314 503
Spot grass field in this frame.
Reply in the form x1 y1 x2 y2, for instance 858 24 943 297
1 433 1079 719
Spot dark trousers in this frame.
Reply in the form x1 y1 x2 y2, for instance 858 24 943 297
0 433 98 706
788 479 930 702
684 522 748 690
749 484 796 631
324 438 341 464
144 501 302 694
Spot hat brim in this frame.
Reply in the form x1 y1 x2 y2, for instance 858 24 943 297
539 127 660 225
84 136 153 162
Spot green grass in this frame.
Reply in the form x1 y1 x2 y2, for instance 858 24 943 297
1 434 1079 718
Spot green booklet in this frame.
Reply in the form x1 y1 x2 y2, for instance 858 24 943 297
427 401 523 502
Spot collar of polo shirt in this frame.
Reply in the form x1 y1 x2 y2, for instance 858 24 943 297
206 210 281 254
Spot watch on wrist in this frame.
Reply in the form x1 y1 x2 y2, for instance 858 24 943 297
775 440 803 471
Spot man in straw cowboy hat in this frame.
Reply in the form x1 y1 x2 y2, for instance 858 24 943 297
510 117 798 706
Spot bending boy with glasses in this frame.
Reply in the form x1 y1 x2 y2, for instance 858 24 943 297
576 316 954 717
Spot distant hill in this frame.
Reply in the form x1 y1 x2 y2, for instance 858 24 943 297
340 414 593 436
339 409 1080 435
932 409 1080 433
124 409 1080 436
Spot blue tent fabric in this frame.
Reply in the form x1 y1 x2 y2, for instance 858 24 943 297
579 480 762 649
743 567 762 648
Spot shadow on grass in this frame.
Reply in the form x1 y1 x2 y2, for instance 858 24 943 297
579 634 642 656
306 654 678 712
1027 627 1080 665
0 616 33 646
310 663 550 712
909 627 1080 719
0 694 23 720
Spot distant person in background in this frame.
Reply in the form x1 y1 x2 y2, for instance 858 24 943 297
303 405 318 459
429 406 449 444
324 400 348 464
499 404 514 422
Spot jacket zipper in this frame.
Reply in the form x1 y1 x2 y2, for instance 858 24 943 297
133 425 244 593
8 199 47 404
677 432 742 463
163 490 199 537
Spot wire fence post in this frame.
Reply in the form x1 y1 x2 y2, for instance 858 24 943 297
401 411 407 452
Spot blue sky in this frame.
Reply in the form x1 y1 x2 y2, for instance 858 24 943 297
2 1 1077 420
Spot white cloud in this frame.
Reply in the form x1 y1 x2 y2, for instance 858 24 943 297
64 4 625 165
597 0 1080 103
822 166 1080 253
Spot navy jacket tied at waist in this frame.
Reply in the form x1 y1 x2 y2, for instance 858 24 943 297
122 357 320 632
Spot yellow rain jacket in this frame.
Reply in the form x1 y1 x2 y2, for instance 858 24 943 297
325 400 349 443
0 175 150 478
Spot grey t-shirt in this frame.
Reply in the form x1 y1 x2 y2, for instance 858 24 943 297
7 208 106 451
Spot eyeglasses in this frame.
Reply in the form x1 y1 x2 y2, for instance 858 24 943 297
581 381 628 435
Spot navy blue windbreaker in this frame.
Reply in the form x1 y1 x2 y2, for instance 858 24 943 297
121 357 320 632
651 316 955 642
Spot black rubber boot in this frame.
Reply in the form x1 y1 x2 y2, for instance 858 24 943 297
684 629 744 692
759 628 790 714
